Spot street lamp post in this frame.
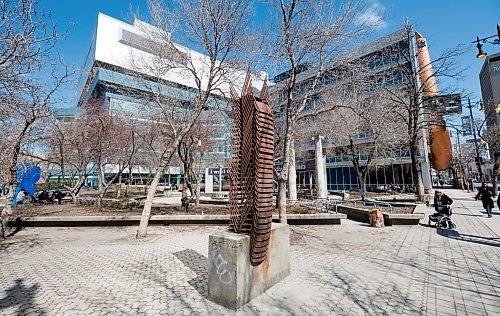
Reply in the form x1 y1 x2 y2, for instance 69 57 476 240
468 97 484 182
472 23 500 59
456 130 467 190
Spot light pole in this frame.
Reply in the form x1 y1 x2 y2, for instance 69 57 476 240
468 97 484 181
456 130 466 190
472 23 500 59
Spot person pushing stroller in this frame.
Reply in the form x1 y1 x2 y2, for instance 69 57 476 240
429 190 455 229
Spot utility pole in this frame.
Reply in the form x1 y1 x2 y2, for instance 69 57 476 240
456 130 466 189
468 97 484 182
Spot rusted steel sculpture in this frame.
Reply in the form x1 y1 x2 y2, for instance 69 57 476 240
416 32 452 171
228 73 274 266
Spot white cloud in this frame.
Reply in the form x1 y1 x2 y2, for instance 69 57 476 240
355 1 387 30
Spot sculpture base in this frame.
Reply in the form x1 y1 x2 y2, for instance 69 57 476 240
207 223 290 310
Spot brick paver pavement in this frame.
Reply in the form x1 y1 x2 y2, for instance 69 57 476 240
1 189 499 315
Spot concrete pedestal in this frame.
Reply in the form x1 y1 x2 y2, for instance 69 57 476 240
207 223 290 310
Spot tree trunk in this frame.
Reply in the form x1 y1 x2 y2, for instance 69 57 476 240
315 136 327 199
137 163 165 238
1 136 23 238
97 160 105 209
277 129 292 224
181 173 189 211
288 140 297 204
278 179 287 223
59 143 65 187
125 166 132 197
116 171 122 199
69 191 78 204
0 184 15 238
195 175 200 206
410 143 424 202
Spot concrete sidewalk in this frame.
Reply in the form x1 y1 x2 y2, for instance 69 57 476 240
441 187 500 238
1 188 499 315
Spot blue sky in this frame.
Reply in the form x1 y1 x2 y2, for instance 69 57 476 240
40 0 499 112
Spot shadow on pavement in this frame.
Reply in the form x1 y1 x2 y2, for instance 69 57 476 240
0 279 42 314
437 228 500 248
173 249 208 298
5 218 24 237
454 213 484 217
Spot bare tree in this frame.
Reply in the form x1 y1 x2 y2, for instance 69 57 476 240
379 26 465 200
0 0 72 237
123 0 253 238
23 111 96 203
176 111 221 210
312 91 405 198
83 103 137 209
262 0 368 223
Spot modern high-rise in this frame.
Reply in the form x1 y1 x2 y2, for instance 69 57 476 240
479 52 500 127
270 26 436 192
75 13 266 185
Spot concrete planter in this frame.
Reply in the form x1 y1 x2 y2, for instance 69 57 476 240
338 205 423 226
338 205 372 223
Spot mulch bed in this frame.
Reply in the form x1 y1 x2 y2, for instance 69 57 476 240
8 202 324 217
9 203 230 217
345 202 414 214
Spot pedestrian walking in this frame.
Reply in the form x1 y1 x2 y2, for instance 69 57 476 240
475 182 494 218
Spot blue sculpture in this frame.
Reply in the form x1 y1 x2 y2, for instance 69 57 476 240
12 163 41 206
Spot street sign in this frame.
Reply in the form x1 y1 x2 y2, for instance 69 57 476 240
208 168 229 175
424 93 462 115
461 116 472 136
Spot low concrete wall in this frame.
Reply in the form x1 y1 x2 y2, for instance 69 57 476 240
7 213 346 227
383 213 425 226
274 213 346 225
208 223 290 310
338 205 423 226
338 205 371 223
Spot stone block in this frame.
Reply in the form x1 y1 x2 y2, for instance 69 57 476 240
207 223 290 310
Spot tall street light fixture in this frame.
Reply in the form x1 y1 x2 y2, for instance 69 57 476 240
472 23 500 59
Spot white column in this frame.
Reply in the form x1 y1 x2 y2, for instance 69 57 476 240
315 136 327 199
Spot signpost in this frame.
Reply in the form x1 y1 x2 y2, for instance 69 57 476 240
208 168 229 175
461 115 472 136
424 93 462 115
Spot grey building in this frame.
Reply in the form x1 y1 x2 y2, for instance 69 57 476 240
479 52 500 127
270 26 431 192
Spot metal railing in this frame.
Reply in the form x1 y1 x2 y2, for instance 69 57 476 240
353 199 393 213
298 197 340 214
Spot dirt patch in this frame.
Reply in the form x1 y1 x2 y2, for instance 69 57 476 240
10 203 231 217
345 202 414 214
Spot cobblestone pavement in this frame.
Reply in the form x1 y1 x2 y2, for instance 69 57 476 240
1 189 499 315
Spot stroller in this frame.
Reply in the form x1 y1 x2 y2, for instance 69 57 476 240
428 206 456 229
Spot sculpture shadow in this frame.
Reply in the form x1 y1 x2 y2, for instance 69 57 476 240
5 218 24 237
173 249 208 298
437 228 500 248
0 279 42 314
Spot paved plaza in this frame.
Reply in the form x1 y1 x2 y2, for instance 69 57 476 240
1 189 500 315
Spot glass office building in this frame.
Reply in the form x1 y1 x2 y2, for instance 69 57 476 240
270 26 428 192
